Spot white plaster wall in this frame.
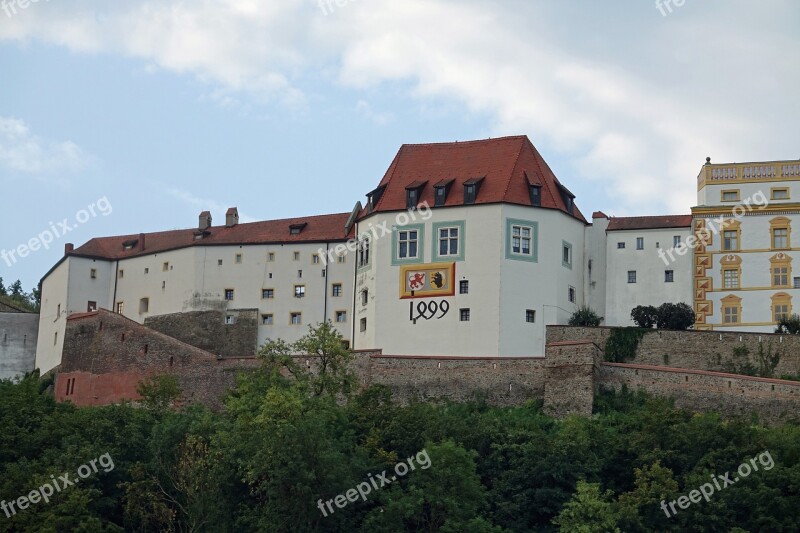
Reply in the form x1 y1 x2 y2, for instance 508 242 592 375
584 217 609 319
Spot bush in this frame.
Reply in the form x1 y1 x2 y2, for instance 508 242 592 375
604 327 649 363
654 303 695 330
568 306 603 327
775 314 800 334
630 305 658 328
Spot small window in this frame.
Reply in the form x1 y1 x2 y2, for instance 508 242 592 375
144 267 149 274
262 289 274 299
235 253 242 264
568 286 576 303
119 270 124 279
721 190 740 202
293 252 300 261
298 270 303 279
57 303 61 317
459 280 469 294
218 259 223 266
406 188 419 209
772 228 789 249
163 262 169 271
54 331 58 345
294 285 306 298
291 312 302 325
397 230 419 259
290 227 301 235
87 301 97 312
627 271 637 284
225 289 234 301
162 281 166 289
673 236 681 247
562 243 572 267
268 252 275 261
336 311 347 323
665 270 674 283
332 284 342 297
142 344 149 354
529 184 542 206
464 184 477 204
225 315 235 325
116 302 124 314
337 254 346 263
90 269 97 279
723 269 739 289
794 277 800 289
262 314 274 325
617 242 625 249
139 298 149 313
636 237 644 250
526 309 536 323
460 308 470 321
360 317 367 332
313 255 320 264
772 188 790 200
361 289 368 306
510 225 533 255
723 230 739 251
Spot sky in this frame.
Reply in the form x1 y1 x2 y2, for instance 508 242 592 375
1 0 798 291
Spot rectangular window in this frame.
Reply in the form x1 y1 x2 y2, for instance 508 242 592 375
268 252 275 261
337 254 346 263
406 188 419 209
530 185 541 206
54 331 58 346
794 277 800 289
723 306 739 324
435 186 447 206
772 188 790 200
87 301 97 312
464 184 477 204
313 255 320 264
665 270 674 283
360 317 367 332
332 284 342 297
294 285 306 298
116 302 124 314
774 304 790 322
773 266 789 287
293 252 300 261
163 262 169 271
225 315 235 325
90 269 97 279
459 280 469 294
398 229 419 259
361 289 368 306
262 314 274 325
139 298 149 313
617 242 625 249
723 230 738 251
235 253 242 264
721 190 740 202
144 267 149 274
568 286 576 303
218 259 223 266
673 235 681 247
562 242 572 268
119 269 124 279
627 271 637 284
291 312 302 325
636 237 644 250
772 228 789 249
225 289 234 301
460 308 470 321
298 270 303 278
358 238 370 268
438 227 460 256
262 289 274 299
723 269 739 289
526 309 536 323
511 225 532 255
336 311 347 323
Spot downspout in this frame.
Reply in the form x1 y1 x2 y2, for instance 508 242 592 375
323 243 329 323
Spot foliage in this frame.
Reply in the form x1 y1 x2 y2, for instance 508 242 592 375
136 374 182 411
604 328 649 363
568 306 603 327
654 302 695 330
775 313 800 334
552 480 621 532
630 305 658 329
720 343 781 378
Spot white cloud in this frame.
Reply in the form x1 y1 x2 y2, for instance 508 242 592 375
0 116 89 178
165 187 257 224
1 0 798 215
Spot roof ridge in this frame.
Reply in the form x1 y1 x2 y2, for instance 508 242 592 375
399 135 527 149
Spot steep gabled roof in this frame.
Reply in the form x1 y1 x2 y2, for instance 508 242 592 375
607 215 692 231
360 136 587 223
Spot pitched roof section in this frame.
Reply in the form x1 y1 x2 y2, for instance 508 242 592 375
362 136 587 223
69 212 353 261
607 215 692 231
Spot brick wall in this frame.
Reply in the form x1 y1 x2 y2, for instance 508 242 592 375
0 312 38 380
543 341 602 417
145 309 258 357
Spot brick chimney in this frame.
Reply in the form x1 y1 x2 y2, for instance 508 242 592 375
65 243 74 255
199 211 212 231
226 207 239 228
139 233 146 251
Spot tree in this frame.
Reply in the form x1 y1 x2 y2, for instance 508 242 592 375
568 306 603 327
137 375 182 411
775 314 800 334
0 277 6 296
655 303 695 330
630 305 658 329
552 480 621 532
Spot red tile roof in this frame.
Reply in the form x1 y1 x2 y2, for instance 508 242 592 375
361 136 587 223
607 215 692 231
592 211 609 219
68 212 353 261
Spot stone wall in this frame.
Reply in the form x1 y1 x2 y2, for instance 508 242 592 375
600 362 800 426
547 326 800 377
543 340 602 417
145 309 258 357
0 312 38 380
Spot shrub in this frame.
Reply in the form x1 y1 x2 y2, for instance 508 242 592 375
630 305 658 329
654 302 695 330
775 314 800 334
568 306 603 327
604 328 648 363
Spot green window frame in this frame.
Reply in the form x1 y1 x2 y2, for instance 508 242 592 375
505 218 538 262
431 221 466 262
562 240 573 269
391 223 424 265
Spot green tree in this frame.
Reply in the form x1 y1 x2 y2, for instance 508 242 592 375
136 374 182 411
655 302 695 330
568 306 603 327
630 305 658 329
552 480 621 532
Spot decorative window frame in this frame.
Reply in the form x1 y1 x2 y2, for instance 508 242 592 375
771 187 790 200
392 223 425 265
721 219 741 251
720 254 742 289
505 218 538 262
721 294 742 324
771 292 792 323
769 252 792 288
562 240 573 269
432 220 466 262
720 189 740 202
769 216 791 250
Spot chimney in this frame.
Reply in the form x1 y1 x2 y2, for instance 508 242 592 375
139 233 146 251
199 211 212 231
65 243 74 255
226 207 239 228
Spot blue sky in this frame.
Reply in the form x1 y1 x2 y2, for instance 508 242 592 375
1 0 798 291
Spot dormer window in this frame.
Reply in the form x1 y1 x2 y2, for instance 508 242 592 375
556 182 575 215
433 179 454 207
463 177 484 205
289 223 307 235
122 239 138 251
525 172 542 207
405 181 427 209
366 185 386 213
